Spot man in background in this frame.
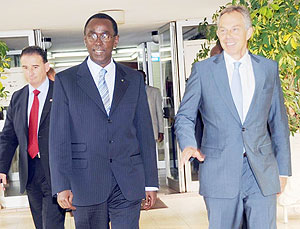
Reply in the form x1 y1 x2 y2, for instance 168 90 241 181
0 46 65 229
47 67 55 81
138 70 164 143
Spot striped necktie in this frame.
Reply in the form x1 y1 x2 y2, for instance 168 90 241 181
98 68 110 114
231 62 243 121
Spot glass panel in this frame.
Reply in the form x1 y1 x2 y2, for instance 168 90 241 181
160 27 178 181
0 37 29 51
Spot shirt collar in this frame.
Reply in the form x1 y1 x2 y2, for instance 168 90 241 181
28 77 49 94
224 50 249 66
87 57 115 76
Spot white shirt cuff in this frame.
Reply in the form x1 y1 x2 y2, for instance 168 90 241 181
145 187 159 191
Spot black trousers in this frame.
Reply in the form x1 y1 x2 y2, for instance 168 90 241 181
73 174 142 229
26 157 66 229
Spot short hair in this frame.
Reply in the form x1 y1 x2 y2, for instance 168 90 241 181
218 5 252 30
84 13 118 36
20 46 48 63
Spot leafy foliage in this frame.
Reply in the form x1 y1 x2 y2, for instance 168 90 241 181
0 41 10 106
195 0 300 134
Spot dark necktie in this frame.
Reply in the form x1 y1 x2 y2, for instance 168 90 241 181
28 89 40 159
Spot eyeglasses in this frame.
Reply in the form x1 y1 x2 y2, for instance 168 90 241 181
86 32 115 43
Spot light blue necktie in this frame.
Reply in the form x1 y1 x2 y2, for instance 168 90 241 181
98 68 110 115
231 62 243 121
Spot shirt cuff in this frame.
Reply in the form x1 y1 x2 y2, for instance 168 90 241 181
145 187 159 191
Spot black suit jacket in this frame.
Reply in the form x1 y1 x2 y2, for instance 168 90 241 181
49 60 158 206
0 80 53 193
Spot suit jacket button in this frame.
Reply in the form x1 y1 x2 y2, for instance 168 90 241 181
109 140 113 143
242 127 246 132
110 159 112 163
108 119 112 123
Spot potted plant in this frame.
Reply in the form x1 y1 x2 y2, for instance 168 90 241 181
195 0 300 134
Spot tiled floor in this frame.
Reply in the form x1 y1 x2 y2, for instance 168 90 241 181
1 192 300 228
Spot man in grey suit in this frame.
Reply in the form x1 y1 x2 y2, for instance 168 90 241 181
49 13 158 229
175 5 291 229
138 70 164 143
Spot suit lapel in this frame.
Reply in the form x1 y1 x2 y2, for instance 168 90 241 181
21 86 29 135
39 80 53 127
76 59 107 114
109 63 129 115
243 53 264 124
212 53 241 124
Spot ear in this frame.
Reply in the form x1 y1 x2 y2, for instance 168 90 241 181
246 27 253 41
45 62 50 72
113 35 119 48
83 36 87 46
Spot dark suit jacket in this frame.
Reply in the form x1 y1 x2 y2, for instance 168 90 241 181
49 59 158 206
0 80 54 193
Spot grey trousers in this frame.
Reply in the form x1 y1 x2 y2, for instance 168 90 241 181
204 156 277 229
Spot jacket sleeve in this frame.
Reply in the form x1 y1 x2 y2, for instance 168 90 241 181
267 62 292 176
0 93 19 174
49 75 72 195
134 76 159 188
175 63 201 151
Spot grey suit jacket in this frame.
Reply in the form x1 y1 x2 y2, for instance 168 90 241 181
145 85 164 140
49 59 158 206
175 52 291 198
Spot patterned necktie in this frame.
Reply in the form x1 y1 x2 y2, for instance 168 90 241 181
98 68 110 114
231 62 243 121
28 89 40 159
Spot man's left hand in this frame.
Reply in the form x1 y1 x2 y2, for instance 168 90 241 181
278 177 288 195
143 191 157 210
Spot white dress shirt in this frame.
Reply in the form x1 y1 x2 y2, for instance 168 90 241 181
224 51 255 123
87 57 115 108
27 78 49 156
27 77 49 130
87 57 158 192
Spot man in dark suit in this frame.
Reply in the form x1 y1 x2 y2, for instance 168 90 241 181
175 5 291 228
0 46 65 228
49 13 158 229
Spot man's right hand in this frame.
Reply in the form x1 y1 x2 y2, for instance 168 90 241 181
180 146 205 168
0 173 7 191
57 190 76 210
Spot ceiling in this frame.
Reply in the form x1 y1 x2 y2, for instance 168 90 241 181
2 0 228 52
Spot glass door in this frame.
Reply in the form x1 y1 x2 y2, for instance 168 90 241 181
159 23 185 192
176 19 215 192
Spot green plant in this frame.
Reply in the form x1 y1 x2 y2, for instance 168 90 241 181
195 0 300 134
0 41 10 104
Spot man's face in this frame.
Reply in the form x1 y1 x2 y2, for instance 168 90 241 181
21 54 49 88
217 11 253 60
84 18 119 67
